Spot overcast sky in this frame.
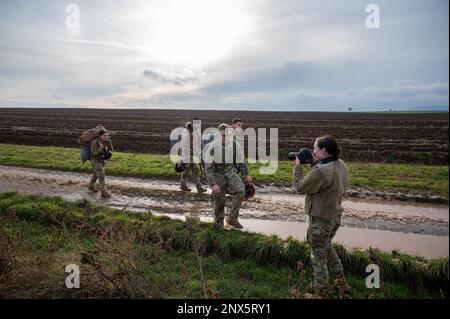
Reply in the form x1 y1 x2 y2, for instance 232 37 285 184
0 0 448 111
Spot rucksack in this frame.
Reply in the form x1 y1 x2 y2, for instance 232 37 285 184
80 144 91 162
78 126 105 162
78 125 105 146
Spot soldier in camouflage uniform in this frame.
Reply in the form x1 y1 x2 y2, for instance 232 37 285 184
89 129 113 198
231 118 243 130
292 136 350 298
204 124 252 229
180 122 206 193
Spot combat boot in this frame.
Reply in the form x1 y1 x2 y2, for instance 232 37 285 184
304 288 328 299
333 275 351 299
196 184 207 193
225 218 243 229
101 190 111 198
88 184 99 193
180 182 191 192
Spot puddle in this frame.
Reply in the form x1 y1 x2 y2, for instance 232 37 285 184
175 215 448 259
1 164 449 259
123 210 448 259
239 219 448 259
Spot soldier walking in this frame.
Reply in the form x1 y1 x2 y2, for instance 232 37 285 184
204 124 253 229
180 122 207 193
89 128 113 198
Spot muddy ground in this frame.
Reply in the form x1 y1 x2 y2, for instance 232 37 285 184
0 108 448 164
0 165 447 237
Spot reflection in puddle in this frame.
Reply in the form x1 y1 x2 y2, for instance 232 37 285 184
136 210 448 259
239 219 448 259
72 205 450 259
149 213 448 259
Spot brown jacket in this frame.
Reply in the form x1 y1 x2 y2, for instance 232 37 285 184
292 158 349 220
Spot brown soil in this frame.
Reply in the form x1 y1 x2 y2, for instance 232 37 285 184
0 108 447 164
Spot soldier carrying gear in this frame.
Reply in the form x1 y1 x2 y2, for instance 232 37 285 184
203 124 253 229
88 128 113 198
292 135 350 299
179 121 206 193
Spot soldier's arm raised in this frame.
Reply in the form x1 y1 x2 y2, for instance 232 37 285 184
292 165 325 194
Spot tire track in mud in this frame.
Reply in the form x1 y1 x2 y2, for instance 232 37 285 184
0 165 448 236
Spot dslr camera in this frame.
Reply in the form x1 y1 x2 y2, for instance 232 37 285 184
287 148 314 164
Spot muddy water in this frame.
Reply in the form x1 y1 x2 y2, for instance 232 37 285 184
257 193 449 221
240 219 449 259
131 212 448 259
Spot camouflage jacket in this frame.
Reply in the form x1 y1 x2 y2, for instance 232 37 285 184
90 138 113 162
292 158 348 220
203 139 249 186
180 128 202 162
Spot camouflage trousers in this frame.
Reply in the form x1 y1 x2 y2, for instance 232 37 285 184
90 160 106 191
180 163 202 187
307 215 344 290
212 174 245 225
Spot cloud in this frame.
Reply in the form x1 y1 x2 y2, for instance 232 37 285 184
202 60 363 94
345 82 449 98
0 0 448 111
142 68 205 86
58 39 142 52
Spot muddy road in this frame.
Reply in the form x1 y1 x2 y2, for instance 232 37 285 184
0 165 448 258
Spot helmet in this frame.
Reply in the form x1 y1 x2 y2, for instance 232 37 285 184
102 150 113 160
175 160 186 173
244 181 255 200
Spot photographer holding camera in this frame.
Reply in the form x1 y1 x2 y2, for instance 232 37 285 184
292 135 350 299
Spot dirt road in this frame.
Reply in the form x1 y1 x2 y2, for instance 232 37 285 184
0 165 447 237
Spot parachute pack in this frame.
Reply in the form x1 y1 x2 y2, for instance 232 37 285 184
80 144 91 162
78 125 105 146
78 125 106 162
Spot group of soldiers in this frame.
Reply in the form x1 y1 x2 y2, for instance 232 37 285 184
179 118 252 230
86 120 351 299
